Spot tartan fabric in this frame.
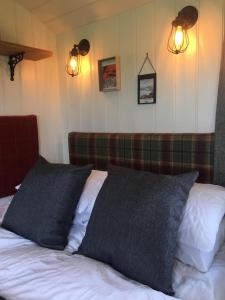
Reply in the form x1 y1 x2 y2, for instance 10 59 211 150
69 132 214 184
0 115 39 198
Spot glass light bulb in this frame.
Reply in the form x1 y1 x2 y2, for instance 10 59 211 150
70 57 77 71
175 26 184 50
66 54 81 77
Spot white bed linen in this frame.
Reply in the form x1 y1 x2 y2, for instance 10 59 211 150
0 196 13 224
0 227 177 300
173 242 225 300
0 199 224 300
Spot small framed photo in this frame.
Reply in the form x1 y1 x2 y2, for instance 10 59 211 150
98 56 121 92
138 73 156 104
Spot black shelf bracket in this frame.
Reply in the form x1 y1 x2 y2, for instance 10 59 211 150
8 52 24 81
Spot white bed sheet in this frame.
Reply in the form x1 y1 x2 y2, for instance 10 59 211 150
173 242 225 300
0 228 177 300
0 198 224 300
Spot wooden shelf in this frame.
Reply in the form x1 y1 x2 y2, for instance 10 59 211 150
0 40 53 61
0 40 53 81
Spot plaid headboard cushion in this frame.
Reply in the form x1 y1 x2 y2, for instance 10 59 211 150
69 132 214 184
0 115 39 198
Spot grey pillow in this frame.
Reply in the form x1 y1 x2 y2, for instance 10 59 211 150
2 157 91 250
78 165 198 295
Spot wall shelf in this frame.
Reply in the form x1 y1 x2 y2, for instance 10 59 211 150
0 40 53 81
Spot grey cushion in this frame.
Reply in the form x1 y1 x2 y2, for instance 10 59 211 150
2 157 91 250
78 165 198 295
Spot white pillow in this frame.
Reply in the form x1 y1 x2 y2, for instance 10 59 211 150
178 183 225 252
15 184 21 190
177 217 225 272
66 170 107 253
0 195 13 224
76 170 108 214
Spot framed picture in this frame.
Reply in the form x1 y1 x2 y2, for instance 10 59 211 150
98 56 121 92
138 73 156 104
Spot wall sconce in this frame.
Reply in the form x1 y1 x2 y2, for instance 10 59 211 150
66 39 90 77
167 6 198 54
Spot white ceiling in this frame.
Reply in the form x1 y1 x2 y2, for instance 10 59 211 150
16 0 151 34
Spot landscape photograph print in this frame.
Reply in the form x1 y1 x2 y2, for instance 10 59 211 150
138 73 156 104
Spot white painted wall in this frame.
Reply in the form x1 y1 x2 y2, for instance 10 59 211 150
57 0 224 162
0 0 63 162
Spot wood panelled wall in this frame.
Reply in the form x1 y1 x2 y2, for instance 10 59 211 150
57 0 223 162
0 0 62 162
0 0 223 163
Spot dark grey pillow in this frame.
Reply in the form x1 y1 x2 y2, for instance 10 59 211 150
78 165 198 295
2 157 91 250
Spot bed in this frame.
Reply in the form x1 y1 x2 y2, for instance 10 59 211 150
0 116 225 300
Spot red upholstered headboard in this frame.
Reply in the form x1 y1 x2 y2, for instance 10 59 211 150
0 115 39 198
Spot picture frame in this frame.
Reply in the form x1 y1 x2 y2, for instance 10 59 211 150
138 73 156 104
98 56 121 92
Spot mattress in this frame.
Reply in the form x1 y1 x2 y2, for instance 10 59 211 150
0 199 225 300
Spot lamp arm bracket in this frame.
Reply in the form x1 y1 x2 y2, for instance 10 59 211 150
172 6 198 29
